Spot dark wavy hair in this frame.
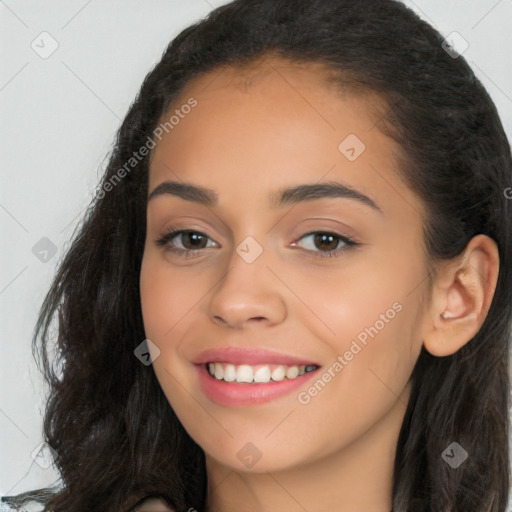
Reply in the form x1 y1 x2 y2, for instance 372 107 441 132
2 1 511 511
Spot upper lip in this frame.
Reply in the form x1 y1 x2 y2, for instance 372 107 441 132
193 347 320 367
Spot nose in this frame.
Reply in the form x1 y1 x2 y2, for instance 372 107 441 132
208 244 287 329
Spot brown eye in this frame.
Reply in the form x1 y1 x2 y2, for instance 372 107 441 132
312 233 339 252
292 231 358 258
155 229 217 253
176 231 209 250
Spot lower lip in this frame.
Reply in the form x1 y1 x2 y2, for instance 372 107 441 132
196 363 321 407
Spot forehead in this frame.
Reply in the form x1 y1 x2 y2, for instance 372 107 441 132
170 55 380 121
147 55 422 221
150 55 380 167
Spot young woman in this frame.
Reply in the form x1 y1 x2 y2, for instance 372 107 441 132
2 0 511 511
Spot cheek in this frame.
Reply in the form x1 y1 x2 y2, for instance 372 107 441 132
139 251 199 339
285 247 424 406
290 302 420 462
139 254 196 411
140 256 168 338
313 268 423 425
281 250 421 350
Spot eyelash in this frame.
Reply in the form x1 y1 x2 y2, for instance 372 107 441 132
155 228 359 259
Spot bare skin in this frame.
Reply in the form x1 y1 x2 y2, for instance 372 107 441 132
134 496 173 512
139 55 499 512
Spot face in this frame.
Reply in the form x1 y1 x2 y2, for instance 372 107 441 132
140 56 430 474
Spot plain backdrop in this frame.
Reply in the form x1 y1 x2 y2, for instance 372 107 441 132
1 0 512 502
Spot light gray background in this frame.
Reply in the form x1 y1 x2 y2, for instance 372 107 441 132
1 0 511 501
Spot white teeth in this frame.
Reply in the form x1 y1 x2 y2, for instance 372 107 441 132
214 363 224 380
253 366 271 383
223 363 236 382
286 366 299 379
236 364 253 383
271 366 286 382
207 362 316 383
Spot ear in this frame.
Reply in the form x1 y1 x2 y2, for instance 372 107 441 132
422 234 499 357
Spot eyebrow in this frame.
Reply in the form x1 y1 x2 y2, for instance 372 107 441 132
148 180 383 214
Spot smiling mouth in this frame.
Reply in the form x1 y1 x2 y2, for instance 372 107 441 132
206 362 319 384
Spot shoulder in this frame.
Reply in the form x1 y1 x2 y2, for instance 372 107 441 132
0 498 40 512
132 496 174 512
0 501 15 512
1 495 174 512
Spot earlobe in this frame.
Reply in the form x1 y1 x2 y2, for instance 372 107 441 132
422 235 499 357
